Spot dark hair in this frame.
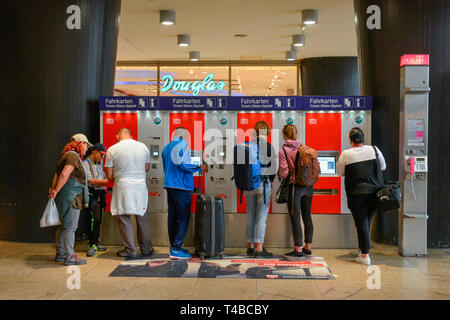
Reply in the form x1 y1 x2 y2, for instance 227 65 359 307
349 127 365 144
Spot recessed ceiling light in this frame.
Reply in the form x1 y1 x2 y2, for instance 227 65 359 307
160 10 176 26
292 34 305 47
189 51 200 61
177 34 190 47
302 9 319 25
286 51 296 61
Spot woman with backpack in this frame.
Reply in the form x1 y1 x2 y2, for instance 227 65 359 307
278 124 314 257
243 121 277 258
337 127 386 265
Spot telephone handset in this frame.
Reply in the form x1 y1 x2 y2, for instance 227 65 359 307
409 157 415 175
406 156 428 174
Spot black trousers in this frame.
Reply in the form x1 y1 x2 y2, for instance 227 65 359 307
80 188 106 247
347 193 378 254
287 184 314 247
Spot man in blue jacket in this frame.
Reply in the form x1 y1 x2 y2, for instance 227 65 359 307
162 127 208 259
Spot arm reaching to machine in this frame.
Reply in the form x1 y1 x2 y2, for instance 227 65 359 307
174 142 208 173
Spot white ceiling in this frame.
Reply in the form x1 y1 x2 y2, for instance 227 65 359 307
117 0 358 61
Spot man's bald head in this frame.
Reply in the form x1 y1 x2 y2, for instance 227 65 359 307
116 128 132 142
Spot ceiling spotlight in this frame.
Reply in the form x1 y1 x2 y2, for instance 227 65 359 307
291 45 299 53
302 9 318 25
292 34 305 47
160 10 176 26
286 51 296 61
177 34 190 47
189 51 200 61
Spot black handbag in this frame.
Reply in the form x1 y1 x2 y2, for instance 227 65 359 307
372 146 402 213
376 181 402 212
274 148 290 204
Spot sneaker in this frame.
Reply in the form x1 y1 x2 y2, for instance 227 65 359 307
355 256 371 265
353 250 362 257
181 248 189 254
117 249 137 258
87 245 98 257
169 248 192 260
55 253 65 262
247 248 255 256
97 245 107 252
285 250 305 258
254 248 273 258
64 254 87 266
302 247 312 256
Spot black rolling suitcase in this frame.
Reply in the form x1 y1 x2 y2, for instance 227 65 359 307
194 173 225 260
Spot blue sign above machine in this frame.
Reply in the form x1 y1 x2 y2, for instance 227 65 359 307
99 96 372 111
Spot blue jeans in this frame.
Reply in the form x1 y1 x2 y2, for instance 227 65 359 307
166 188 192 251
244 182 272 244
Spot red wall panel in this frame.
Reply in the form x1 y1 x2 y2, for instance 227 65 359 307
102 112 139 213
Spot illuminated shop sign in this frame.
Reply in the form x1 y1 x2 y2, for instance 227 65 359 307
160 73 227 96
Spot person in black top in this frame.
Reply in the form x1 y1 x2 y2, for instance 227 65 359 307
337 128 386 265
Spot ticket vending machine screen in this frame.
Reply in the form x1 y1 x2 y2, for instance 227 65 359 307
191 156 202 166
318 156 337 175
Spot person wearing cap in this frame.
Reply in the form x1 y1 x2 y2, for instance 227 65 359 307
71 133 93 148
49 136 92 266
82 143 109 257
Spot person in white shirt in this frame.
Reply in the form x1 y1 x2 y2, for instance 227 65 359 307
105 128 154 258
337 127 386 266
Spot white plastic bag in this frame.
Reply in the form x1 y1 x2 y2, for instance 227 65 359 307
40 199 61 228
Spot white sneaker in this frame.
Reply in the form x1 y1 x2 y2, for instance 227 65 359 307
353 250 362 257
355 256 371 265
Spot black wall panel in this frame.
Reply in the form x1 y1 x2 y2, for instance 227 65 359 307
0 0 121 242
354 0 450 247
300 57 360 96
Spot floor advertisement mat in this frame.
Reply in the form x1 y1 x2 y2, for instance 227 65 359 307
109 254 335 280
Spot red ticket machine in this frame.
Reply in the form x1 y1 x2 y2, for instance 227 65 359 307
305 113 341 214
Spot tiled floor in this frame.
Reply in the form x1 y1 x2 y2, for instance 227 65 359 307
0 241 449 300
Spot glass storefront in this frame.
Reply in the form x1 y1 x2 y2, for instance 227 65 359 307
115 66 158 96
114 63 300 96
231 66 297 96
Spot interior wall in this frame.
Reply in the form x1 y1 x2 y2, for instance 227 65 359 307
0 0 121 242
354 0 450 247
